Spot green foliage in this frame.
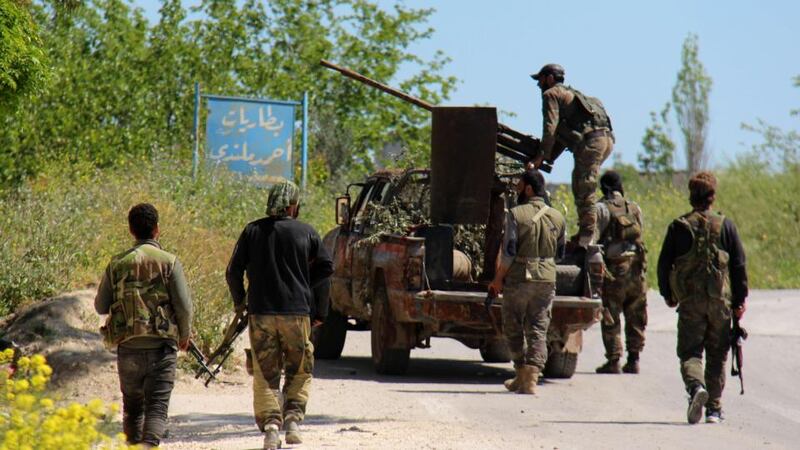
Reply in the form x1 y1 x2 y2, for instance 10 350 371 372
0 0 49 115
638 103 675 173
672 33 712 173
0 157 338 351
0 0 456 186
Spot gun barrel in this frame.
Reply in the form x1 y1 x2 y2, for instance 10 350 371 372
321 59 435 111
321 59 546 165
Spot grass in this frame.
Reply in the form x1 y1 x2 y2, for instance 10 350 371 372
0 156 335 351
0 157 798 352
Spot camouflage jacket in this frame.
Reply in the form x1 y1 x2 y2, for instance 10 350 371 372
95 239 193 349
540 83 611 161
596 191 644 259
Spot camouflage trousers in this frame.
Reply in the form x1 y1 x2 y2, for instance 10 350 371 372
677 298 731 411
249 314 314 430
601 255 648 360
572 135 613 244
502 281 554 369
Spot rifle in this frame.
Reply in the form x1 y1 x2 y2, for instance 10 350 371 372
730 316 748 395
187 340 215 383
484 290 500 335
320 59 553 173
194 310 249 387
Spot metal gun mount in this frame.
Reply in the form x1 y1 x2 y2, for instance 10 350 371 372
321 60 551 226
320 59 551 173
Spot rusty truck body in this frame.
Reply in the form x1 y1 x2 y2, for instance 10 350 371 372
312 61 602 377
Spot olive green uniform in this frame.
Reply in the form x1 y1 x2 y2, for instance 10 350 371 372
499 197 566 369
661 211 735 411
540 84 613 245
95 239 193 447
596 192 647 361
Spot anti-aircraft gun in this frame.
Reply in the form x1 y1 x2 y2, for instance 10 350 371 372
320 60 552 173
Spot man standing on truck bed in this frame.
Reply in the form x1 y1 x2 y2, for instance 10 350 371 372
657 171 748 425
593 171 648 374
529 63 613 250
489 169 566 394
226 180 334 450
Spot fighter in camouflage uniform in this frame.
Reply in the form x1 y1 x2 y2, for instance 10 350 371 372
95 203 193 448
657 172 748 424
593 171 648 375
226 180 333 450
489 169 566 395
530 64 614 249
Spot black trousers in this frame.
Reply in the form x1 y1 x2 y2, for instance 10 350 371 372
117 344 177 446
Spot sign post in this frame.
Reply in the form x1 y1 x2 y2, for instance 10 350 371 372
193 89 309 187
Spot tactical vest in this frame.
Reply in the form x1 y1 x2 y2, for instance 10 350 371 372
668 211 731 304
101 242 180 348
556 85 612 146
508 200 561 283
600 196 642 248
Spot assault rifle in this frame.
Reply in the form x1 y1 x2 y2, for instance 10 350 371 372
730 316 748 395
194 310 249 387
320 59 553 173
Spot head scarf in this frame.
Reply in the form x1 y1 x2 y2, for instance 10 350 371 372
266 179 300 217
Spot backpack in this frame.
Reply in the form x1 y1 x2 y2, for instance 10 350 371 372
602 197 642 245
564 85 612 134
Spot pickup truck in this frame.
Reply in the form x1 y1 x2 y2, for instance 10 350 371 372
313 168 603 377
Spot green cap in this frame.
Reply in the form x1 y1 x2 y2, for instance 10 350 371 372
266 179 300 217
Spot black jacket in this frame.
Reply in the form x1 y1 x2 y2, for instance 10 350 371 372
226 216 334 319
657 212 748 307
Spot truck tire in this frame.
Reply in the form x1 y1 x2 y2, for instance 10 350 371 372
479 339 511 363
371 283 410 375
312 309 347 360
543 349 578 379
556 264 583 296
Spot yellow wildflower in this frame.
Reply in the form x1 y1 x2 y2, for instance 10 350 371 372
14 379 30 392
30 354 46 367
2 348 14 359
31 374 47 390
40 398 54 409
16 356 30 370
14 393 37 410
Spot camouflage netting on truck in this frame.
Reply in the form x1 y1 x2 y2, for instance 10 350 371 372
360 158 525 280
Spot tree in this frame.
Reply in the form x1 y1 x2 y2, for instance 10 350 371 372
742 74 800 170
0 0 457 185
638 103 676 173
0 0 49 115
672 33 712 174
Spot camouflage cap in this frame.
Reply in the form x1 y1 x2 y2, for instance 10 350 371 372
266 179 301 217
531 63 565 81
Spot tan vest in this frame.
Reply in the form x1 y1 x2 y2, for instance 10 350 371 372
507 199 564 283
100 242 180 348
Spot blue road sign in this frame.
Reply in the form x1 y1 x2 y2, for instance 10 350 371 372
205 98 296 185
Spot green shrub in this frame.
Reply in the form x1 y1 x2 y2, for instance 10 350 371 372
0 156 333 352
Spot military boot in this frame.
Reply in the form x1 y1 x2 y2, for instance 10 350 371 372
517 365 538 395
284 420 302 445
622 352 640 374
595 359 621 374
504 365 522 392
263 423 281 450
687 385 709 425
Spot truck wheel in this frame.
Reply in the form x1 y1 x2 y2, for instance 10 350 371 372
312 309 348 360
479 339 511 363
542 349 578 379
371 283 410 375
556 264 583 296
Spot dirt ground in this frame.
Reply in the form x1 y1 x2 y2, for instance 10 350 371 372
3 289 799 449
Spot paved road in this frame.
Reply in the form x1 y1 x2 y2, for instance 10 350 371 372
168 290 800 449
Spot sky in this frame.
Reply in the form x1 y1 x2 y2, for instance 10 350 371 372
141 0 800 182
